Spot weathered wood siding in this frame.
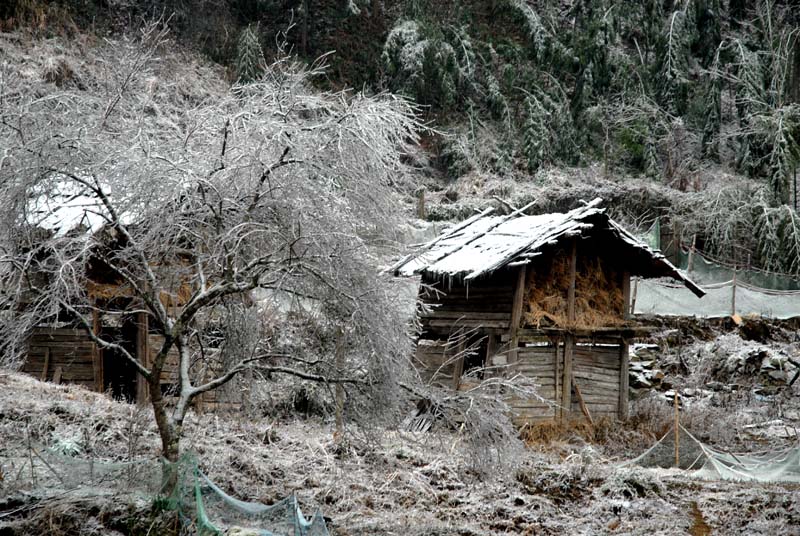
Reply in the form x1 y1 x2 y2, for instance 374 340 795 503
146 334 223 408
147 333 180 386
419 273 514 334
508 343 558 425
414 339 458 388
23 328 96 390
570 343 622 419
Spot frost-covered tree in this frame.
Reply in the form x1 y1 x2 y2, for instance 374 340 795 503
0 24 420 464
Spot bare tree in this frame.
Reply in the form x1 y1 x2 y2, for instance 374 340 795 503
0 24 421 463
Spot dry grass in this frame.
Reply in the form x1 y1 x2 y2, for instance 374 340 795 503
2 370 799 535
519 417 646 455
524 253 624 329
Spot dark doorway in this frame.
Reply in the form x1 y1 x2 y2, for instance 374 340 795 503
462 335 489 380
101 315 138 402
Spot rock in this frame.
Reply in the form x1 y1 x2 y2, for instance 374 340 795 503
705 381 729 392
630 343 659 360
767 370 787 383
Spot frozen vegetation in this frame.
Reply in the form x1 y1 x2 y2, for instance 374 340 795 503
1 2 800 535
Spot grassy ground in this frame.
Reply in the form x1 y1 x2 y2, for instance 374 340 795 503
1 367 798 535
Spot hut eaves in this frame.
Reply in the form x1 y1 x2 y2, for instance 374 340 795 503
391 198 705 297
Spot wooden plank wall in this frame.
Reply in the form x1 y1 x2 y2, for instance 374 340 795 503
148 334 180 387
147 334 220 407
24 327 225 410
419 279 514 333
414 339 458 388
508 343 558 424
571 343 622 419
23 328 96 390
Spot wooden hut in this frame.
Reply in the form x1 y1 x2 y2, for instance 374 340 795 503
391 198 704 424
17 181 223 408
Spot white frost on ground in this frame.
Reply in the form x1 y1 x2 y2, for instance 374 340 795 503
2 370 799 535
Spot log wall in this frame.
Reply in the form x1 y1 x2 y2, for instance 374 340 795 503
147 334 220 407
571 343 622 419
412 333 627 424
418 273 515 334
414 339 458 388
23 328 97 390
508 343 559 425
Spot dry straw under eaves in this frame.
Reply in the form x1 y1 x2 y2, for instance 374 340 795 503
524 253 624 329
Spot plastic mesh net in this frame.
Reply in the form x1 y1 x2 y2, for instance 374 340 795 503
624 424 800 483
10 447 329 536
677 248 800 291
634 220 800 318
634 278 800 319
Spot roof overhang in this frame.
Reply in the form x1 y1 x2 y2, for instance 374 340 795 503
389 198 705 298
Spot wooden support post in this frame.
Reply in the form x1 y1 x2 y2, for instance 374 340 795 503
92 308 103 393
135 312 149 405
567 239 577 326
561 334 574 420
53 366 63 385
485 334 497 374
630 277 638 317
417 189 426 220
553 336 561 419
674 391 680 467
687 234 697 273
560 239 578 420
508 265 527 366
40 347 50 382
731 265 737 316
619 340 630 420
622 271 631 320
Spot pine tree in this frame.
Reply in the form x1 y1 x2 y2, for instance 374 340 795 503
235 25 264 83
522 96 549 172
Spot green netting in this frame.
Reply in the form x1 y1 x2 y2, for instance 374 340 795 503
624 424 800 483
8 446 329 536
638 218 661 251
634 278 800 318
633 244 800 318
678 248 800 291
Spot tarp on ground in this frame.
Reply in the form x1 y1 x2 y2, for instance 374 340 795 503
624 424 800 484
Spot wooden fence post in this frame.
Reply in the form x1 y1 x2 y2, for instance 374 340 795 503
674 391 680 467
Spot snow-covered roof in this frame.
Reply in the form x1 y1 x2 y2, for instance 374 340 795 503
26 177 135 237
390 198 705 297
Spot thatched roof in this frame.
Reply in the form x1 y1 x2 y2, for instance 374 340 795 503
390 198 705 297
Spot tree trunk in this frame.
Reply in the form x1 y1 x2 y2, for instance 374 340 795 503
790 34 800 104
150 376 178 456
150 374 183 495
